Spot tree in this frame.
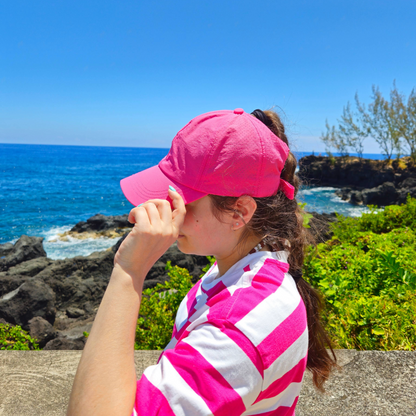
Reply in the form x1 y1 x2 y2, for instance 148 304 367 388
357 85 401 162
322 83 415 162
321 120 349 157
390 85 416 163
338 98 368 159
321 98 368 160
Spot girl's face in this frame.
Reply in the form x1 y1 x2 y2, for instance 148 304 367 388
176 196 235 257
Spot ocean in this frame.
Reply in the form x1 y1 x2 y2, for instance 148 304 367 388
1 144 381 259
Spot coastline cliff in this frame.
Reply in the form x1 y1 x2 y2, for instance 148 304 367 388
299 155 416 206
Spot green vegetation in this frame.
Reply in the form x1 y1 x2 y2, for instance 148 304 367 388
0 323 40 350
134 257 215 350
305 195 416 350
134 197 416 351
13 199 414 351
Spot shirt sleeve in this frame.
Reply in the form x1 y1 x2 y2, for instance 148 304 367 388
132 320 264 416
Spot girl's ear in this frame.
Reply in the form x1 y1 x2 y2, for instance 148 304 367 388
233 196 257 224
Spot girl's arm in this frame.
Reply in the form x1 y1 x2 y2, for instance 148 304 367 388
66 266 142 416
67 189 186 416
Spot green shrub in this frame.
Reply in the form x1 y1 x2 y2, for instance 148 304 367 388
0 323 40 350
324 292 415 350
331 194 416 239
135 262 196 350
130 198 416 351
304 197 416 350
81 258 215 349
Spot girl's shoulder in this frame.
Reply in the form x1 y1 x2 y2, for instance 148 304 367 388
208 252 305 325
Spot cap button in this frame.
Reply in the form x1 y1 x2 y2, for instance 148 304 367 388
234 108 244 115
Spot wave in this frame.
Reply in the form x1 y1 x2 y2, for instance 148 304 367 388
40 226 121 260
44 235 121 260
298 186 371 217
299 186 338 196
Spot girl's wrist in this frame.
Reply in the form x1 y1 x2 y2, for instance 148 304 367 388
111 263 146 295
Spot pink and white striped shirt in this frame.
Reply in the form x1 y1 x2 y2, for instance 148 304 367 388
132 250 308 416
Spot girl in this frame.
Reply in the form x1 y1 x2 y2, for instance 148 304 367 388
67 108 337 416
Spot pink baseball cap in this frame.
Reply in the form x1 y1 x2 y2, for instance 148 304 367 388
120 108 295 206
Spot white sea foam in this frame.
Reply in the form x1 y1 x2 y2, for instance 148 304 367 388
298 186 371 217
40 225 121 260
44 235 121 260
43 225 73 240
299 186 338 196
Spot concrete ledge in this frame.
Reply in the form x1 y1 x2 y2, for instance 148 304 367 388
0 350 415 415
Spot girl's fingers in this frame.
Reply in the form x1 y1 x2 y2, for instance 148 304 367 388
127 188 185 232
168 188 186 230
143 199 173 224
129 198 174 227
141 202 165 227
128 205 150 228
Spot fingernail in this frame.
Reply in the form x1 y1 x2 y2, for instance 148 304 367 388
169 185 177 192
137 203 143 207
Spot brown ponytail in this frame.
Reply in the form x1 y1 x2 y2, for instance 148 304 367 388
209 108 338 391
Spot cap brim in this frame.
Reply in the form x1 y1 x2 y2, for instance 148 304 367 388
120 165 207 207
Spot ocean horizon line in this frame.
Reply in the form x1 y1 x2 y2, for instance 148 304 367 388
0 142 394 160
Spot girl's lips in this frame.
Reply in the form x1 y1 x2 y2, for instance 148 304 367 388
178 234 184 238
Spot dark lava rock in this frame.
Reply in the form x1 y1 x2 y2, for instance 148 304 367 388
3 257 52 277
0 236 46 272
43 334 87 350
0 278 56 330
336 180 416 207
70 214 133 233
397 179 416 204
0 243 14 258
0 226 211 348
33 249 115 314
28 316 58 348
399 177 416 188
113 233 210 288
299 155 416 186
338 182 401 206
299 155 397 188
66 307 85 319
349 190 364 205
0 275 29 298
361 182 399 206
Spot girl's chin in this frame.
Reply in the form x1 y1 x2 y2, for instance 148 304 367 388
176 240 209 256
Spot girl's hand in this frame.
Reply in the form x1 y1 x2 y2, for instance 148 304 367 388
114 187 186 281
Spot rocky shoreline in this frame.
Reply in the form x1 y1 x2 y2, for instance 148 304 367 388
0 211 335 350
299 155 416 206
0 225 209 350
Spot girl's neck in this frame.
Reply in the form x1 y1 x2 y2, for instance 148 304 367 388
215 238 268 277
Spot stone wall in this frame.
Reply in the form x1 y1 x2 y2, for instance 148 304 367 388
0 350 414 415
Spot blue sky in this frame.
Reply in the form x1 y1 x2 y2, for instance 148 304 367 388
0 0 415 152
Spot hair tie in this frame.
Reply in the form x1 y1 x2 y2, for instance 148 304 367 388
291 271 303 284
251 109 273 129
